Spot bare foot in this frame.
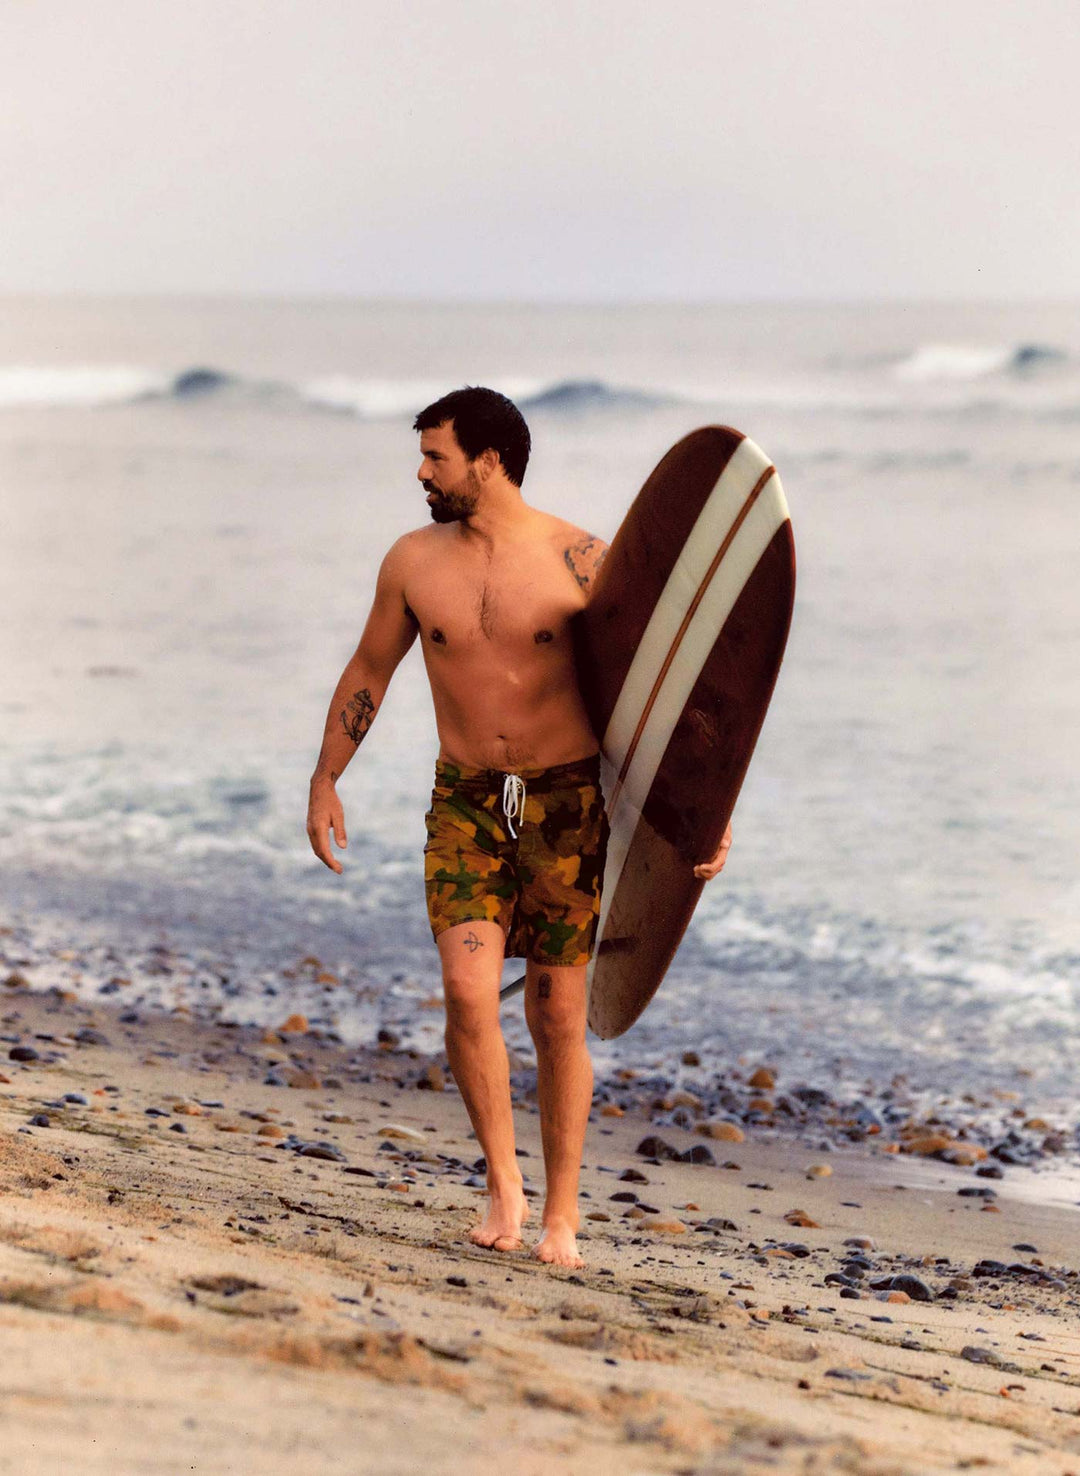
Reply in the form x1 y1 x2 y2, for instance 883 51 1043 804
468 1183 530 1251
533 1215 583 1269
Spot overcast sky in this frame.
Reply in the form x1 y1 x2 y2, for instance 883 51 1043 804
2 0 1078 301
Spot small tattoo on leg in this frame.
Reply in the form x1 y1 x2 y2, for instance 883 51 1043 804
463 930 483 953
537 971 552 999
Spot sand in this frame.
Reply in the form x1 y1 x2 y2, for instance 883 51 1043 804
2 985 1079 1475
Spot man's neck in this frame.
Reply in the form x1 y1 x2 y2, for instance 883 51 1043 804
457 484 533 547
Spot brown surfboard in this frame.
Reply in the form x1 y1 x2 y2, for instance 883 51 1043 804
574 426 795 1038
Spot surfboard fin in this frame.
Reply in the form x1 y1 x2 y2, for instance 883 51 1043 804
499 973 527 1002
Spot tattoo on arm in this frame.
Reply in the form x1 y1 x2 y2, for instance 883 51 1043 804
537 971 552 999
563 537 608 593
463 930 483 953
340 687 375 747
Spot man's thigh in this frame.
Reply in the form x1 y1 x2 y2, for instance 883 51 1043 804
437 919 507 1015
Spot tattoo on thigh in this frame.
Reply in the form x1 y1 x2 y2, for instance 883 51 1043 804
463 930 483 953
340 687 375 746
537 971 552 998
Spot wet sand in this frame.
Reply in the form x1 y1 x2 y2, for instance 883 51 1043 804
2 983 1080 1474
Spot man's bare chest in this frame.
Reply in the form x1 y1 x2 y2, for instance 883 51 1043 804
407 547 585 651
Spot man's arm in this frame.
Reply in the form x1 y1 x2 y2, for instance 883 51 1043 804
307 537 418 873
563 531 609 597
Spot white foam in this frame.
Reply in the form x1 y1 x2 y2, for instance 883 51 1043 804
894 345 1015 382
299 375 545 418
0 365 170 408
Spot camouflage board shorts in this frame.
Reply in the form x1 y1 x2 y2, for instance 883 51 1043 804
423 753 608 965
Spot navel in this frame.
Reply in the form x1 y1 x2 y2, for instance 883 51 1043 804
533 629 554 644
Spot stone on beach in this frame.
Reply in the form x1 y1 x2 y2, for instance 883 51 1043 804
694 1121 744 1142
377 1124 426 1142
278 1015 309 1034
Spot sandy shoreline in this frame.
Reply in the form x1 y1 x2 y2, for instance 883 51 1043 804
2 984 1080 1474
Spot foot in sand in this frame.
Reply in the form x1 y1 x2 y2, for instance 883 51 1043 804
533 1215 583 1269
468 1183 530 1251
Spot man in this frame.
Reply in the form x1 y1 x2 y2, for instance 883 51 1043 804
307 386 732 1269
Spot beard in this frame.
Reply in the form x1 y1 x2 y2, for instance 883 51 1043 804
424 470 480 524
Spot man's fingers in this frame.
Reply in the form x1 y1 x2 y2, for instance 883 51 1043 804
307 819 344 874
331 810 347 848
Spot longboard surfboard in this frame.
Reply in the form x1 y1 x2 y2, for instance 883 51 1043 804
501 426 795 1038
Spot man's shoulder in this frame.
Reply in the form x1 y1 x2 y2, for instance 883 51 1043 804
382 525 447 572
544 517 609 594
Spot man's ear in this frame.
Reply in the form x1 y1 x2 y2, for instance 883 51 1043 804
477 447 499 482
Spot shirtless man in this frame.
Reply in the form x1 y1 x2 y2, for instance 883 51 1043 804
307 387 732 1268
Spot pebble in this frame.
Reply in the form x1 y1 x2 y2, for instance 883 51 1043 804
806 1164 832 1179
29 1113 51 1127
278 1014 309 1034
635 1134 681 1160
299 1143 347 1162
377 1124 426 1142
695 1120 745 1142
870 1275 935 1302
679 1144 716 1165
640 1217 687 1235
257 1123 286 1139
9 1046 39 1062
74 1028 111 1046
748 1066 775 1090
618 1167 649 1184
285 1070 322 1090
784 1210 820 1228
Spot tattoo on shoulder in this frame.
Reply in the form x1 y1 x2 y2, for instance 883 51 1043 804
563 536 608 592
340 687 375 747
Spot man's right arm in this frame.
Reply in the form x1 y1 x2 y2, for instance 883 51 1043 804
307 537 419 873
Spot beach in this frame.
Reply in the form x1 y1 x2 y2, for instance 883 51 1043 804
3 295 1080 1470
3 979 1079 1474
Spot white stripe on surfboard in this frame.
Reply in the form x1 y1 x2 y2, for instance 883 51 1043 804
588 438 789 1001
602 436 773 773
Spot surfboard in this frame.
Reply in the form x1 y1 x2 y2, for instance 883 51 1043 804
499 425 794 1037
576 425 795 1037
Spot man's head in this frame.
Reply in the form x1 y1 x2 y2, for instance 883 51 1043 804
413 386 531 524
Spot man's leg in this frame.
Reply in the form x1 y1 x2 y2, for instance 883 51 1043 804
438 919 528 1250
523 960 592 1268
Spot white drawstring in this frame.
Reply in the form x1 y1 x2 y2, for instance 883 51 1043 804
501 773 526 839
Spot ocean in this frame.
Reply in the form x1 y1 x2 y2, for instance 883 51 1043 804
2 296 1078 1118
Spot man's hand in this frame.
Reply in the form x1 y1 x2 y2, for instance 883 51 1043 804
307 775 347 874
693 820 732 881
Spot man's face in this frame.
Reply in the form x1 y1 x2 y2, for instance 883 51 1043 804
417 421 480 524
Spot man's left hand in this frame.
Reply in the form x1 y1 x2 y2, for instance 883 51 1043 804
694 820 732 881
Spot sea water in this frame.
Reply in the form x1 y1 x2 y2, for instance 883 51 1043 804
1 297 1078 1111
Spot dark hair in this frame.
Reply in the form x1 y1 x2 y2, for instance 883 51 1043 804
413 386 531 487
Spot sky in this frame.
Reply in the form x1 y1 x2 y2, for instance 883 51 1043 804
2 0 1078 302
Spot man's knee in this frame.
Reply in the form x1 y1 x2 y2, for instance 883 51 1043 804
443 973 500 1040
525 970 586 1049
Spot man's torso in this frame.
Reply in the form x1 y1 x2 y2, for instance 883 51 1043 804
400 512 602 771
